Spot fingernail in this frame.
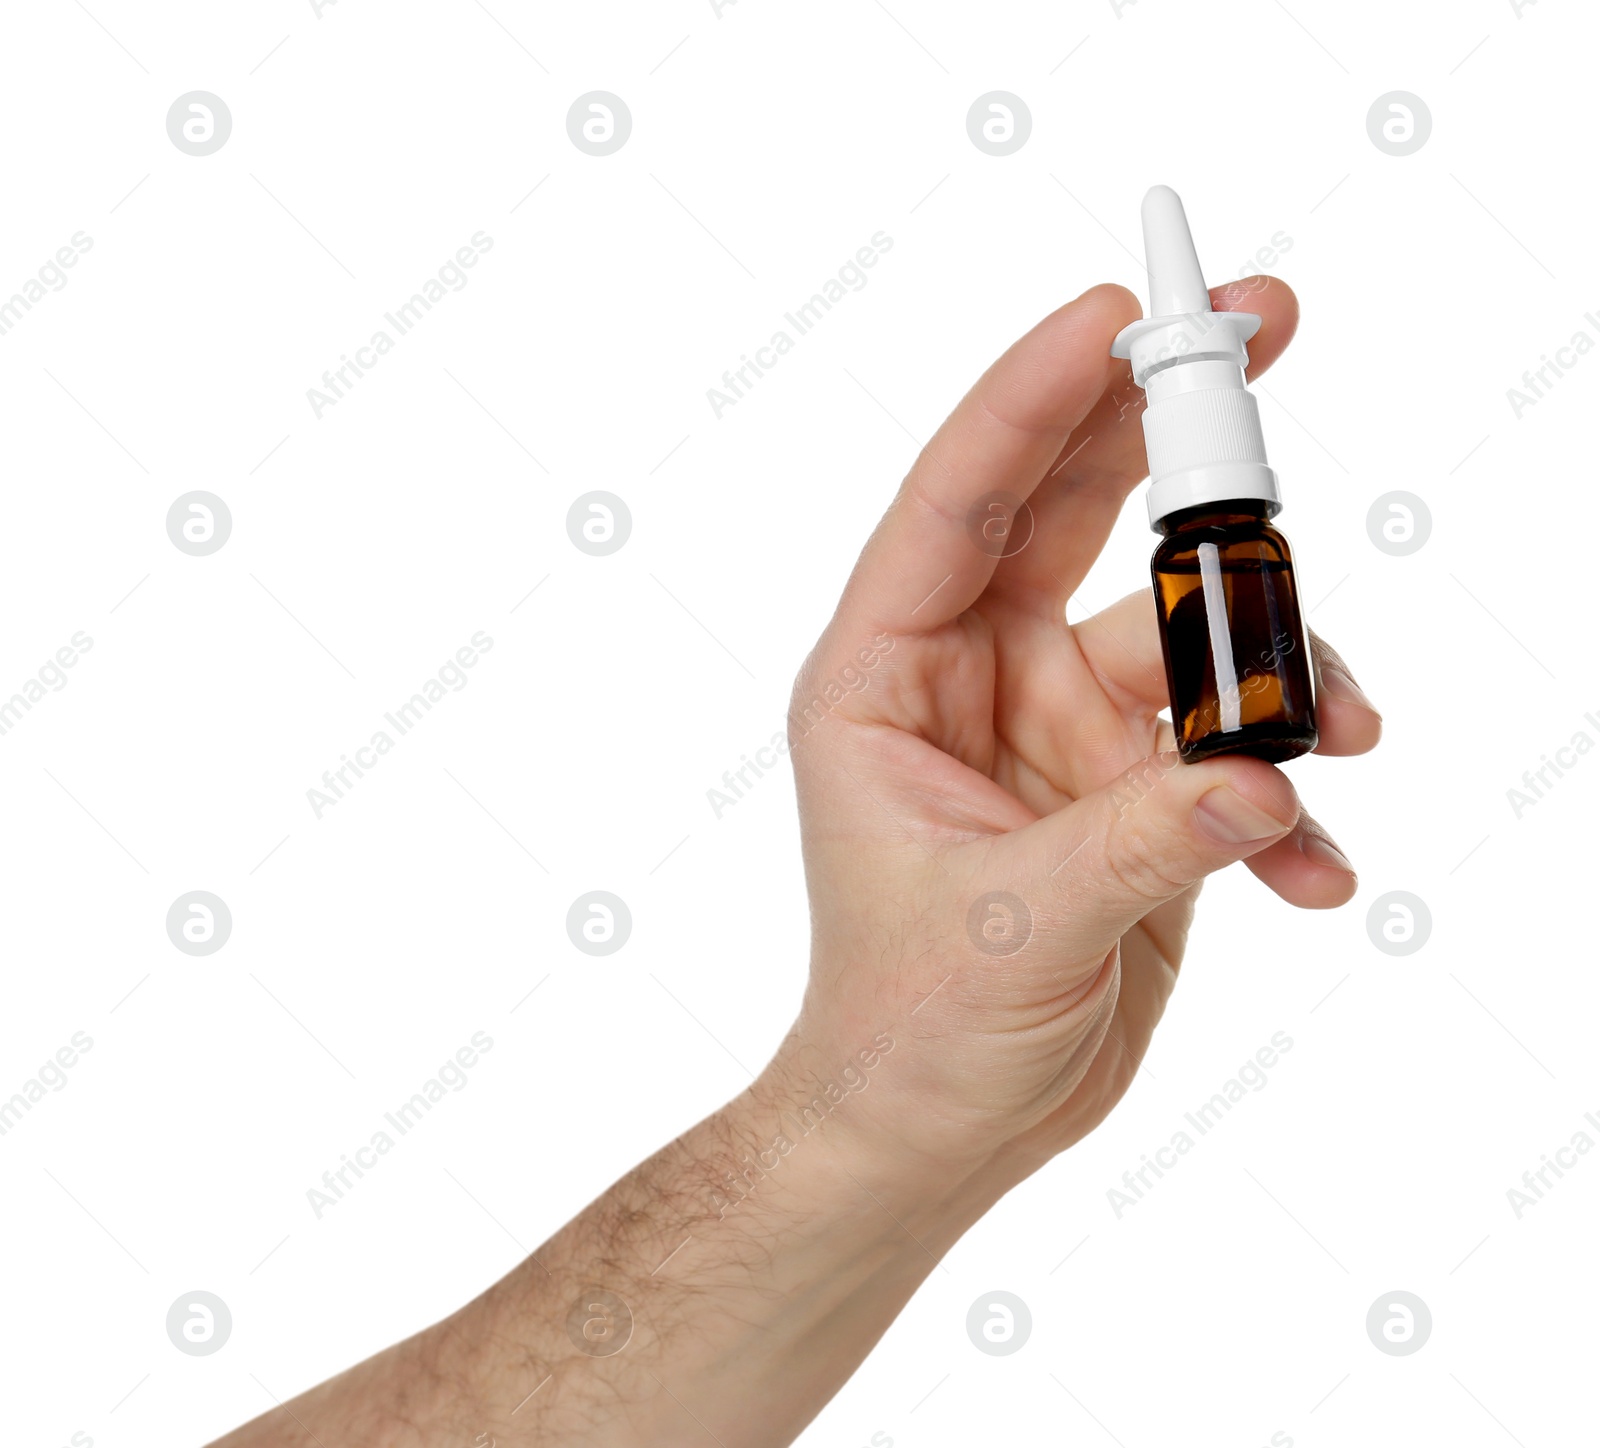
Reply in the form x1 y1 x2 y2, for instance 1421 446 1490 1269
1301 834 1355 874
1194 788 1292 845
1320 665 1380 719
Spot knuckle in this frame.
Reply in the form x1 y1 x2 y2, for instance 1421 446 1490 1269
1102 820 1191 904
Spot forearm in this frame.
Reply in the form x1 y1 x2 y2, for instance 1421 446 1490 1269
214 1035 1022 1447
475 1059 1001 1445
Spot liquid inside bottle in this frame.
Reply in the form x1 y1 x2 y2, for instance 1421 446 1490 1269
1151 502 1318 764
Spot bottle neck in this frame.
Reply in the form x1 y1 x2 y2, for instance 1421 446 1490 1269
1154 499 1275 537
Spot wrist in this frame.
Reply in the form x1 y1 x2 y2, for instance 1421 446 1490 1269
746 1026 1027 1242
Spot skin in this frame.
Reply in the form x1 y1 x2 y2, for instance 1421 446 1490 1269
212 276 1381 1447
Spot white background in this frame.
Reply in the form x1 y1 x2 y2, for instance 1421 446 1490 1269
1 1 1592 1445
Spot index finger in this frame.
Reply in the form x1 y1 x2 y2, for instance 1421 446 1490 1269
830 283 1139 640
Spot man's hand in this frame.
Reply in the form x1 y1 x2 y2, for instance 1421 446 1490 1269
783 278 1380 1187
211 280 1380 1448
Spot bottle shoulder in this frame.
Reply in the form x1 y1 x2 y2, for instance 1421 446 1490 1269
1152 512 1295 566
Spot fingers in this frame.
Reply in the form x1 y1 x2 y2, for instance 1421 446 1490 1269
998 750 1300 972
1072 589 1171 710
831 284 1139 641
1074 590 1382 757
1304 634 1383 755
1243 808 1358 908
992 276 1301 610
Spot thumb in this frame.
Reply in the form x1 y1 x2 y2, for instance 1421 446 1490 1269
1001 751 1300 967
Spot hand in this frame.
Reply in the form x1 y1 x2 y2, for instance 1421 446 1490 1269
208 280 1384 1448
782 279 1382 1183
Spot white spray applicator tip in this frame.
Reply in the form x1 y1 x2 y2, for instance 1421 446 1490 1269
1141 185 1212 316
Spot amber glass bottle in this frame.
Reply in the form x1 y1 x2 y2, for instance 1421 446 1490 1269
1151 501 1317 764
1110 185 1320 764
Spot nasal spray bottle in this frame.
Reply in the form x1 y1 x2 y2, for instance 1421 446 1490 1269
1111 186 1318 763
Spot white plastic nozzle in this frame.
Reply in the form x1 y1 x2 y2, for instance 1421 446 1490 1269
1110 186 1281 530
1141 186 1211 315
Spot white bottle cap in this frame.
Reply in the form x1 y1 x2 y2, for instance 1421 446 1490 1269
1110 186 1280 531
